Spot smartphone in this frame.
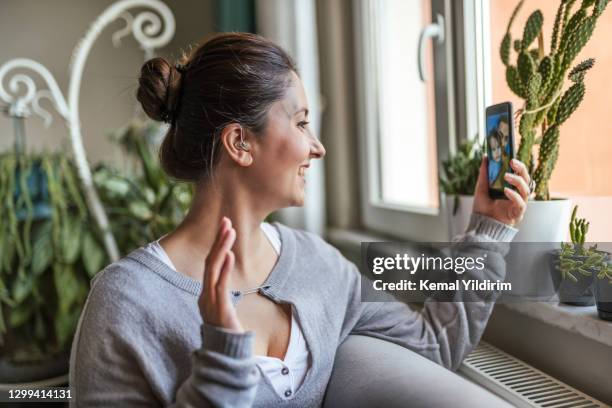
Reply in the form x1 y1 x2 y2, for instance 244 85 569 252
485 102 515 199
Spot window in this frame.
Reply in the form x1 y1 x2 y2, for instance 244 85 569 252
353 0 455 241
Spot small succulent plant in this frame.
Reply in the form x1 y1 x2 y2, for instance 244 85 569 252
558 205 609 282
501 0 609 200
439 139 484 214
569 204 589 245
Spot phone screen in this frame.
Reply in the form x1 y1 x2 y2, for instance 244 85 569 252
486 102 514 198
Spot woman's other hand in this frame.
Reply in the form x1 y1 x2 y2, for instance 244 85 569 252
198 217 244 332
473 157 530 227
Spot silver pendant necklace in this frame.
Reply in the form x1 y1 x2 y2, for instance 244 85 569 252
230 285 271 306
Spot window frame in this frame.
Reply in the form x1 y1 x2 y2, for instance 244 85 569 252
353 0 458 241
453 0 492 147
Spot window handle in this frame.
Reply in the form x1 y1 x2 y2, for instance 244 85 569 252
417 13 445 82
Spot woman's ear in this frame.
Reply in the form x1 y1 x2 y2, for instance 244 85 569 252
220 123 253 167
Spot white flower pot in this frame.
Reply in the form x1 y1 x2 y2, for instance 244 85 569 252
506 198 573 300
444 195 572 242
444 195 572 299
513 199 573 242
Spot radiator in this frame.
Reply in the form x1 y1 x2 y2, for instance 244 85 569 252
460 342 609 408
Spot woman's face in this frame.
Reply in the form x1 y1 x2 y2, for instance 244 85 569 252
247 71 326 208
489 136 501 161
489 135 499 150
498 121 509 141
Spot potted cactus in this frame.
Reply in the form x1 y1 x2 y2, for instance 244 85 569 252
439 139 483 238
500 0 609 242
550 206 610 306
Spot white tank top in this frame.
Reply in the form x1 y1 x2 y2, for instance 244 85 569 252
142 222 310 400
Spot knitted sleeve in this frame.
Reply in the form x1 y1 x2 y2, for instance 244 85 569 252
344 213 517 371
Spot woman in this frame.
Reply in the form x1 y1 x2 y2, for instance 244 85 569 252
497 116 511 156
69 33 531 407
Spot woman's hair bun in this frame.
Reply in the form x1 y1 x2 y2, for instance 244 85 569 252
136 57 183 123
137 33 297 184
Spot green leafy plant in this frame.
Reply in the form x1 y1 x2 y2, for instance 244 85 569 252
0 119 192 365
439 139 484 214
558 205 609 282
501 0 610 200
596 261 612 283
96 119 193 250
0 152 105 363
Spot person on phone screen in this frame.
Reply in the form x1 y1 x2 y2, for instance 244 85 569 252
70 33 532 407
498 116 511 156
495 116 512 190
488 132 503 188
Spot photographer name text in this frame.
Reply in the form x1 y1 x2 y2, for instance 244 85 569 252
373 279 512 292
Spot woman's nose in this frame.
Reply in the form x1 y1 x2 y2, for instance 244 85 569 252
310 136 326 159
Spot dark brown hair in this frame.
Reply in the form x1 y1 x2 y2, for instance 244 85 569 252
136 33 297 182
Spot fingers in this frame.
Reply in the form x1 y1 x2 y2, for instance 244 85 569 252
204 217 236 298
510 159 530 186
217 250 235 302
199 217 242 332
210 218 230 259
208 227 236 288
504 173 530 201
204 218 228 300
504 187 526 220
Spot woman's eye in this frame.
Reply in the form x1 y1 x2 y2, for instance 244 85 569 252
298 121 310 130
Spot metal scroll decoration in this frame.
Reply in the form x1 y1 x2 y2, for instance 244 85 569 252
0 0 176 262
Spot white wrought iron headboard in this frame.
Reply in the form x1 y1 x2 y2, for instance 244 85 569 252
0 0 176 262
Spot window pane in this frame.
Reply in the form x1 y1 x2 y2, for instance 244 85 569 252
489 0 612 196
372 0 439 209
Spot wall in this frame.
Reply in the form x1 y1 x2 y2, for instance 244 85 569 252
0 0 215 166
316 0 362 230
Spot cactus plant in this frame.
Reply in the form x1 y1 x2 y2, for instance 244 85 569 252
569 204 589 245
501 0 609 200
557 205 608 282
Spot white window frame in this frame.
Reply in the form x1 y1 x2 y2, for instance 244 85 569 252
353 0 457 241
459 0 492 145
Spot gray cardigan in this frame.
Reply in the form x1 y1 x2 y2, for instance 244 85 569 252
69 213 517 407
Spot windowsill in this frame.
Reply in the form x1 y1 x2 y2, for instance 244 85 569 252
327 226 395 247
499 302 612 348
327 226 612 350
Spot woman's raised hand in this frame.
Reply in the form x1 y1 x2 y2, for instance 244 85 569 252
198 217 244 332
473 157 530 226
